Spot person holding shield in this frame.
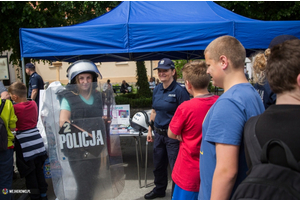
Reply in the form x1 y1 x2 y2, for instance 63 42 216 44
58 60 106 200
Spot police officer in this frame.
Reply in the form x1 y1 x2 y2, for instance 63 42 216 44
25 63 44 109
144 58 190 199
57 60 106 200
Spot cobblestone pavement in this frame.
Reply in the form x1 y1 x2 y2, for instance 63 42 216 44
13 136 173 200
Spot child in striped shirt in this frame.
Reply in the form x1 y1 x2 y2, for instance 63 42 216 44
8 82 48 200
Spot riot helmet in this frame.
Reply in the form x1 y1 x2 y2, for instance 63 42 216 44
66 60 102 84
130 111 151 133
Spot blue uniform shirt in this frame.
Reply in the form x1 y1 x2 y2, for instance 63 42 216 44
152 80 190 129
28 72 44 107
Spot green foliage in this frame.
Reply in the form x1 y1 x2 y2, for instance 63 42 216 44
208 81 215 92
216 1 300 20
0 1 121 66
115 93 152 108
173 60 188 79
135 61 152 98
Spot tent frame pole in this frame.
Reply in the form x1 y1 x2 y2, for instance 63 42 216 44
21 57 26 84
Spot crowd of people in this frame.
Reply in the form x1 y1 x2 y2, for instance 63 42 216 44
1 34 299 200
145 34 300 200
0 63 47 200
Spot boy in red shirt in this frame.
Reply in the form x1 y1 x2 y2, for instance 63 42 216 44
168 60 218 200
8 82 48 200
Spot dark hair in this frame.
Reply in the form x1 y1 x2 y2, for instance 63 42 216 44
266 39 300 94
173 69 177 82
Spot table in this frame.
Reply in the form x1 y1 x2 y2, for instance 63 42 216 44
111 129 151 188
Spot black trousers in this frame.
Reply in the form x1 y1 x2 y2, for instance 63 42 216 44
69 158 101 200
25 157 48 200
152 131 179 195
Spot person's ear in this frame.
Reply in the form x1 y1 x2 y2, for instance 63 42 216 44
297 74 300 88
10 94 16 101
171 69 176 76
220 55 228 70
185 80 192 90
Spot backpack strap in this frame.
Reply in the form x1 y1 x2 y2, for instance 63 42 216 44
261 139 300 172
244 115 262 166
0 99 6 115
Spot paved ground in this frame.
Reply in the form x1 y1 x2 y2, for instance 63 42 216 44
13 136 172 200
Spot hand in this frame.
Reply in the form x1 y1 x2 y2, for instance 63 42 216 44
147 129 153 142
176 134 182 142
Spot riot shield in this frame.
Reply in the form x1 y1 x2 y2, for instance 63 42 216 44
41 82 124 200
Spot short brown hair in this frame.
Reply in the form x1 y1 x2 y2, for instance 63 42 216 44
205 36 246 69
266 39 300 94
8 82 27 98
182 60 210 89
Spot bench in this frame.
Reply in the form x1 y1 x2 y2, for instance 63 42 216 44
113 86 122 95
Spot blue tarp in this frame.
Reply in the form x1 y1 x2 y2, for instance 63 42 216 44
19 1 300 62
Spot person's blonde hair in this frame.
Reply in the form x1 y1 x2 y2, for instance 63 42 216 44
182 60 210 89
251 48 272 85
205 36 246 69
252 52 267 85
8 82 27 98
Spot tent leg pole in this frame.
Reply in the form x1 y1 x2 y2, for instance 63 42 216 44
150 60 153 78
21 58 26 84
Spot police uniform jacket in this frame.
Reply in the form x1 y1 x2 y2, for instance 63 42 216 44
152 80 190 129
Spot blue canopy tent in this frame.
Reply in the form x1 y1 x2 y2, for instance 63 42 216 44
19 1 300 80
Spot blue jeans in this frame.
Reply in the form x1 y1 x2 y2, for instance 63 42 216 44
0 148 14 200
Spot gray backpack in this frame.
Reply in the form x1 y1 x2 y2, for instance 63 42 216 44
0 99 8 151
231 116 300 200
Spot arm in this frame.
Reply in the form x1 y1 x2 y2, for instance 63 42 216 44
147 109 156 142
59 97 71 127
103 83 107 91
31 88 38 100
59 109 71 128
1 91 10 100
167 127 177 139
210 143 239 200
168 104 184 141
8 100 17 130
167 127 182 141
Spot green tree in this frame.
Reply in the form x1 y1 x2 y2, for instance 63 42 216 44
173 59 189 79
135 61 152 98
216 1 300 20
0 1 120 65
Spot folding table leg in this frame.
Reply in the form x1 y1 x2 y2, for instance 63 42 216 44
134 136 142 188
145 140 148 188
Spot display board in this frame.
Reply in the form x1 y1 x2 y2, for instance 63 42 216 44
0 56 9 80
107 104 133 134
